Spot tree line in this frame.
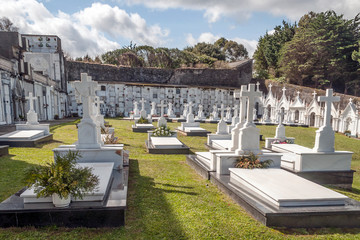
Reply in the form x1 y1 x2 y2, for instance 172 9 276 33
254 11 360 96
76 38 248 69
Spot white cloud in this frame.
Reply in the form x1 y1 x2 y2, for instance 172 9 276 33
125 0 360 23
186 32 220 46
0 0 169 57
186 33 258 58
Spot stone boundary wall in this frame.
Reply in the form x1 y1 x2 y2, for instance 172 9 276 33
66 60 253 88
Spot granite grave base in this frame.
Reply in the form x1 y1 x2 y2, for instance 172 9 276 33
209 172 360 228
0 145 9 156
132 124 155 133
282 168 355 190
0 166 129 228
145 139 190 154
186 155 360 228
0 132 53 147
177 129 211 137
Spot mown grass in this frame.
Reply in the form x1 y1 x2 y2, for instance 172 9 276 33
0 119 360 239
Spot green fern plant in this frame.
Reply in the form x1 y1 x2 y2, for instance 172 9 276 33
23 151 99 199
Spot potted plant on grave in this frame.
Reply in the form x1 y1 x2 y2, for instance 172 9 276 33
234 152 273 169
23 151 99 208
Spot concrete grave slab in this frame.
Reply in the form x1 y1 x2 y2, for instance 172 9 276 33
229 168 347 207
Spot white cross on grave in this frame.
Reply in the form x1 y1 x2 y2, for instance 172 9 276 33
277 110 285 125
319 89 339 128
282 86 286 96
188 101 194 114
158 100 167 116
313 89 340 153
256 82 260 92
26 92 37 112
72 73 101 149
72 73 99 119
94 96 104 115
140 98 146 111
219 104 226 119
242 84 262 125
296 91 300 98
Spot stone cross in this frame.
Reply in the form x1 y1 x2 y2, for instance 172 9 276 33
188 101 194 114
349 98 353 104
242 84 262 124
268 83 272 92
158 100 167 116
94 96 103 115
318 89 340 128
282 87 286 96
277 110 286 124
140 98 146 111
296 91 300 98
256 82 260 92
219 104 226 119
26 92 37 112
233 105 239 117
312 90 317 99
72 73 99 119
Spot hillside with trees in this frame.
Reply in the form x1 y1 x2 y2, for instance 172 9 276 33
76 38 249 69
254 11 360 96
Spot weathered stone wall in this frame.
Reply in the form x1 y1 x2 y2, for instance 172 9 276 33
255 79 360 110
66 60 252 88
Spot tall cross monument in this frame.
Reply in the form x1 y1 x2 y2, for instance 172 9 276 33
25 92 39 125
313 89 340 152
72 73 101 149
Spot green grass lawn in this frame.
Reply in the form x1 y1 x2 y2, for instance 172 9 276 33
0 119 360 239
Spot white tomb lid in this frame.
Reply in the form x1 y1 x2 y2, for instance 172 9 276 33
229 168 348 207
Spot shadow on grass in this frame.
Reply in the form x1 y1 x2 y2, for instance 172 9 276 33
127 159 189 238
156 183 194 189
0 155 38 202
49 119 80 133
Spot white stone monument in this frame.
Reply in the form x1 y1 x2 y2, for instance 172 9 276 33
139 98 147 119
25 92 38 125
157 100 167 127
72 73 102 149
235 84 262 155
313 89 340 153
209 104 219 121
167 102 176 118
230 86 247 151
195 104 206 121
150 101 157 116
132 101 140 119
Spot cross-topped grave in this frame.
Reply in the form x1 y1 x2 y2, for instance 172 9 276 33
231 85 247 151
219 104 226 119
157 100 168 127
72 73 101 149
133 101 140 117
313 89 340 153
94 96 104 115
242 84 262 126
25 92 38 124
150 101 157 115
158 100 167 117
140 98 147 118
236 84 262 155
275 110 286 140
186 101 195 122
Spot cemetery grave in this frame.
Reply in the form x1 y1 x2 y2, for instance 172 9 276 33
0 117 360 237
0 92 53 147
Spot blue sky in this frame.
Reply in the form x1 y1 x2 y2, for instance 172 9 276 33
1 0 359 58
